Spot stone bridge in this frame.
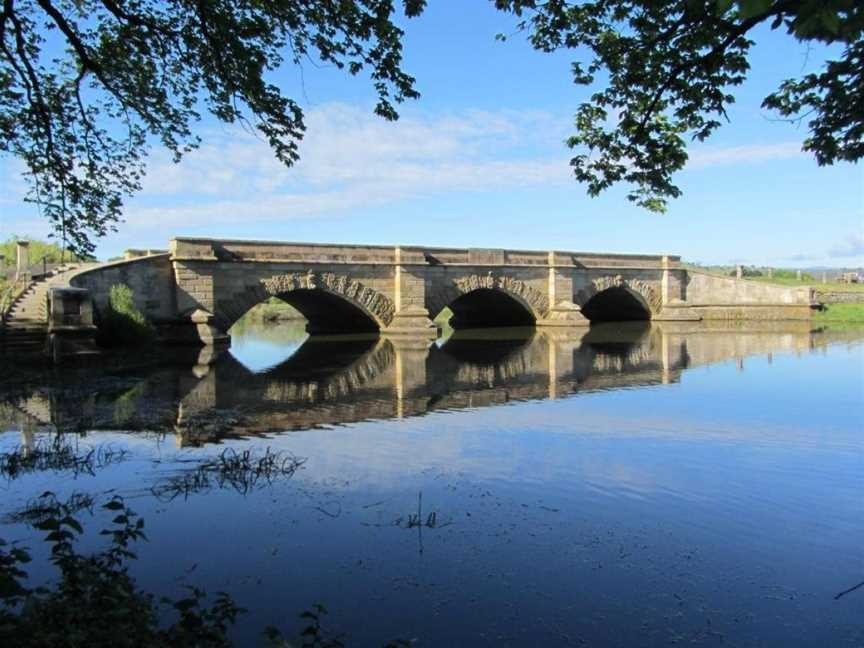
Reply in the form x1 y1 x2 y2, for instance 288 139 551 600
65 238 815 345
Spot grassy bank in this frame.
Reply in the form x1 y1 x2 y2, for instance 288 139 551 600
813 303 864 323
748 276 864 292
242 297 304 322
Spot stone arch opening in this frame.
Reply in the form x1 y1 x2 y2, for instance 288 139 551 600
442 288 536 329
219 272 395 336
581 287 652 322
269 289 380 335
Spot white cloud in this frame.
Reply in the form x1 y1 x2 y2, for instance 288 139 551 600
828 232 864 258
125 104 573 228
687 142 805 170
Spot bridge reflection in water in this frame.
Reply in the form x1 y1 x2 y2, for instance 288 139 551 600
5 321 861 448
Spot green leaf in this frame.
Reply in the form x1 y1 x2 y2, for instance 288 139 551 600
736 0 774 20
819 10 841 35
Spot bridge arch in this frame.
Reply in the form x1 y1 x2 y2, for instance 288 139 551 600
216 271 396 335
428 273 548 329
576 275 661 322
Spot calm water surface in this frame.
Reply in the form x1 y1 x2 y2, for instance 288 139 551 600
1 321 862 646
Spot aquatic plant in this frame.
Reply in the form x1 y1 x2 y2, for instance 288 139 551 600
151 447 307 500
0 436 128 480
395 492 449 530
265 604 346 648
264 604 413 648
4 491 95 525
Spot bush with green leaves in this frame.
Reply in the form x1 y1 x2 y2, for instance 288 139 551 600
727 266 763 278
97 283 156 347
0 493 411 647
0 493 243 647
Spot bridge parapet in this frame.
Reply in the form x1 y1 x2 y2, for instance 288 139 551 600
170 238 399 265
169 238 677 269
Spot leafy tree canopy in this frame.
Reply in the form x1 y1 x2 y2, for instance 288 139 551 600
1 0 861 256
495 0 863 211
0 0 426 256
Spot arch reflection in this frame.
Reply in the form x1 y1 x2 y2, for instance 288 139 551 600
2 322 860 448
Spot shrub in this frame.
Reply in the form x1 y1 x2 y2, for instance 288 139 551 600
0 494 409 647
0 494 243 647
772 269 814 281
97 284 156 347
727 266 763 278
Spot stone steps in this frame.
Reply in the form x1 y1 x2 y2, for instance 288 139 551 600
0 327 47 354
5 264 82 324
2 265 85 357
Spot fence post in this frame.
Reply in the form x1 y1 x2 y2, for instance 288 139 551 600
15 240 30 283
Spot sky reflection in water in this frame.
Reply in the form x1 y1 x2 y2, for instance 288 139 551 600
0 322 862 647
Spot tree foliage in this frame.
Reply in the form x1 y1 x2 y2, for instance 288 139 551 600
0 493 244 647
0 491 413 646
0 236 90 267
495 0 863 211
0 0 426 257
1 1 861 256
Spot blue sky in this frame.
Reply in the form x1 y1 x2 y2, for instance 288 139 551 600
1 3 862 266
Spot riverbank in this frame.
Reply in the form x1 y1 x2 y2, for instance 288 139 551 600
241 298 305 323
748 276 864 292
813 303 864 324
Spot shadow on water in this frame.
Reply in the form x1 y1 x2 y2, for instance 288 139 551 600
436 326 537 365
259 334 381 381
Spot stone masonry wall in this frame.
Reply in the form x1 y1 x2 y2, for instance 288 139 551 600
815 291 864 304
685 271 812 306
69 255 176 322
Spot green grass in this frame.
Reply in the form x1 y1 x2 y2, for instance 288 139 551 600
747 276 864 292
813 303 864 323
240 297 304 322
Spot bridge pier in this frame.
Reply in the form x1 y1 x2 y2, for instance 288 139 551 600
382 247 437 338
537 252 590 328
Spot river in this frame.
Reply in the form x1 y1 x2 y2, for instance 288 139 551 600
1 320 862 646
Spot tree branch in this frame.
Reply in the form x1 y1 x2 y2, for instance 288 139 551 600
634 6 791 140
6 0 56 162
35 0 112 90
